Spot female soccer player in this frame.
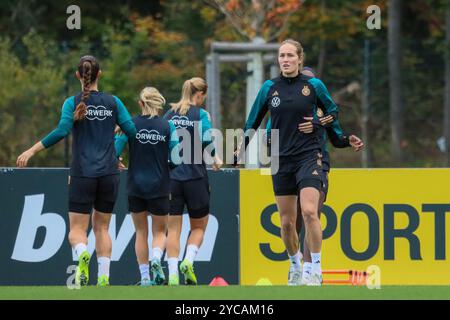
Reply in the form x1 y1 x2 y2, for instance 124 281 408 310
115 87 180 286
16 55 136 287
164 77 222 285
237 39 341 286
296 67 364 284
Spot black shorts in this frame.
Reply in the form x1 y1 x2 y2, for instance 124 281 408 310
68 174 120 214
128 196 169 216
272 152 324 196
170 177 210 219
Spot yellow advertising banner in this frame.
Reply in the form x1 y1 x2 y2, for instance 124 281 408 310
240 169 450 285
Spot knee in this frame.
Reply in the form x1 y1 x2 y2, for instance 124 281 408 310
68 225 84 237
281 218 296 234
134 227 148 238
93 222 109 234
153 221 168 233
302 206 318 223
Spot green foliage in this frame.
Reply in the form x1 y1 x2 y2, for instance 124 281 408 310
0 33 66 166
0 0 449 168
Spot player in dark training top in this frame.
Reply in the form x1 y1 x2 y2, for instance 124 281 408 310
266 67 363 284
16 55 137 287
115 87 180 286
237 39 341 286
164 77 222 286
296 67 364 283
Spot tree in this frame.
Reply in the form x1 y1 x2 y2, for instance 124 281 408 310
388 0 404 164
206 0 303 41
445 1 450 165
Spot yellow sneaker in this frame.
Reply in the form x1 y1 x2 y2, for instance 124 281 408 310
97 275 110 287
168 274 179 286
180 259 197 285
75 251 90 286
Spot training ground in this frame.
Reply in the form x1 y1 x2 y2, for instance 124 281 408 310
1 286 450 300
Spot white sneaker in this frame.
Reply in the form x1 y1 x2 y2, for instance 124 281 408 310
307 272 323 286
301 270 312 285
288 268 303 286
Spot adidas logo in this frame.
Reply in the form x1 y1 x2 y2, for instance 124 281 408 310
312 170 319 175
272 91 279 96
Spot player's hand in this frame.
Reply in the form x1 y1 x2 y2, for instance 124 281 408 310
16 149 35 167
233 149 241 168
319 115 334 126
212 155 223 171
117 157 126 170
298 117 314 134
233 136 244 167
115 125 123 136
349 135 364 151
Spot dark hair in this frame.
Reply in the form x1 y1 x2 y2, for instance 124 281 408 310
73 55 100 121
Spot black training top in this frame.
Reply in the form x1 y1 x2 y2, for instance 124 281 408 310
41 91 136 177
243 73 339 161
163 106 214 181
115 115 180 199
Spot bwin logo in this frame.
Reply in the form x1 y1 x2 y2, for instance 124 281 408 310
171 116 194 129
136 129 166 145
85 105 113 121
12 194 219 262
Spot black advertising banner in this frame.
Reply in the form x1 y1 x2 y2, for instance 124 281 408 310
0 168 239 285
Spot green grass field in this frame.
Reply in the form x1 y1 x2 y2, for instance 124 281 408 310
1 285 450 300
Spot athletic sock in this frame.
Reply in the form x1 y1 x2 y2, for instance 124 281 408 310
288 251 303 271
302 262 312 277
139 263 150 280
184 245 199 264
74 243 88 259
152 247 163 262
311 252 322 274
97 256 110 278
168 257 179 276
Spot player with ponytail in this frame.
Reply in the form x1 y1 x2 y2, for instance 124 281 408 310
17 55 137 287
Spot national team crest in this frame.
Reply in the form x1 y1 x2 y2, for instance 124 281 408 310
302 85 310 96
317 108 324 117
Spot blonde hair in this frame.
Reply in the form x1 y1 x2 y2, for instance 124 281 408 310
170 77 208 116
139 87 165 118
280 39 305 70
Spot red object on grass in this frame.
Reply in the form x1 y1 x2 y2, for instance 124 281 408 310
209 276 229 286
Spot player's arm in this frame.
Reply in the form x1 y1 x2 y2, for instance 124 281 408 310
199 109 215 155
168 121 181 169
235 80 272 164
17 97 75 167
327 119 364 151
298 81 338 134
243 80 272 146
114 96 137 138
308 78 338 121
114 133 128 158
326 119 350 148
265 116 271 144
199 109 222 170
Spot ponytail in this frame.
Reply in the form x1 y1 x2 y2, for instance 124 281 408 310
170 77 207 116
73 55 100 121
